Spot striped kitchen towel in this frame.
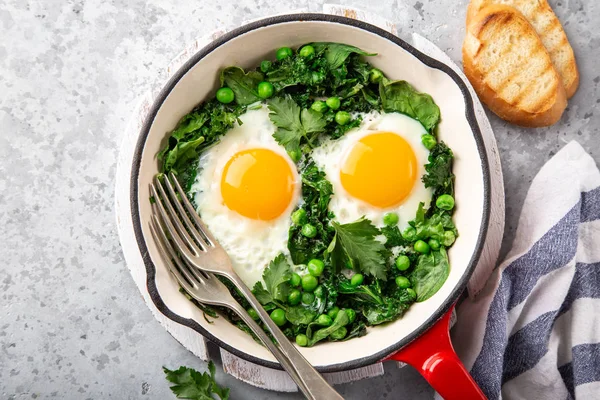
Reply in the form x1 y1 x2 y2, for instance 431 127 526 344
450 141 600 400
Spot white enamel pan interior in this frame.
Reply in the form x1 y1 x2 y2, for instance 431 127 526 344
131 14 490 372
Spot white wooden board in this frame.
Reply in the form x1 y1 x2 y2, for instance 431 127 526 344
114 5 505 392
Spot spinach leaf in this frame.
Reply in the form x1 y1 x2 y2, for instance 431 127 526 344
311 42 376 69
327 218 387 279
164 362 230 400
163 136 205 172
286 306 317 325
409 248 450 302
220 66 263 105
267 96 326 155
379 79 441 132
307 307 350 346
422 142 455 199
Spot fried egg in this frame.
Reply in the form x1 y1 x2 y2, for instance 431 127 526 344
190 106 300 286
311 112 432 230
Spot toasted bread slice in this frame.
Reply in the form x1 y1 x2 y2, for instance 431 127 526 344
463 5 567 127
467 0 579 98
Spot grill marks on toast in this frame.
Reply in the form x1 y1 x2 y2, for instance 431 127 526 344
463 4 567 126
475 9 557 111
466 0 579 97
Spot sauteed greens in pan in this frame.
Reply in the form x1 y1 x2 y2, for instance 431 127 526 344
158 43 457 346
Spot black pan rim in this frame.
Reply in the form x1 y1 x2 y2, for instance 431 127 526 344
130 12 492 373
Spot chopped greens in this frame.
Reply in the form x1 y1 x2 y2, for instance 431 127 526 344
157 42 458 347
164 361 230 400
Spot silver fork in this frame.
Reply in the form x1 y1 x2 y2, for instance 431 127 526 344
150 172 343 400
148 216 310 396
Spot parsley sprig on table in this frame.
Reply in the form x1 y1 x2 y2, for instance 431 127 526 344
164 361 229 400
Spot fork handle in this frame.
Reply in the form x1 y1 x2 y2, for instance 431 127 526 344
228 303 314 397
227 273 343 400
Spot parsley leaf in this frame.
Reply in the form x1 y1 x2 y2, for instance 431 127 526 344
267 96 326 155
327 218 387 279
252 254 292 303
163 361 230 400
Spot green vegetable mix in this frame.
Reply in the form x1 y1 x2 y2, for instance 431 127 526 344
157 42 458 347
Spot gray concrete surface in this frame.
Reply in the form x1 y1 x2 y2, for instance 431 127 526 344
1 0 598 398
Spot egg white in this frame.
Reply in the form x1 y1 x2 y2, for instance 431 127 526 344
190 106 301 286
311 111 432 230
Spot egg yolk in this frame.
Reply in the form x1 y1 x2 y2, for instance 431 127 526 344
221 148 296 220
340 132 417 208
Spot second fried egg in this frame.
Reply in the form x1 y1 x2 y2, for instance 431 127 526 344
311 112 432 230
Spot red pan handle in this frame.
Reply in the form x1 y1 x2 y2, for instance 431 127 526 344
385 304 486 400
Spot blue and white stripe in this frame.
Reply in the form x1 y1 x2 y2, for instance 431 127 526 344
448 141 600 400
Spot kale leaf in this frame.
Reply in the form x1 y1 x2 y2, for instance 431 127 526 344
220 66 263 105
379 79 441 132
287 161 334 264
164 361 230 400
327 218 387 279
409 248 450 302
285 306 317 325
422 142 455 199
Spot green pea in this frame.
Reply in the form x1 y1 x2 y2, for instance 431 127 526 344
334 111 351 125
414 240 430 254
288 289 301 305
260 60 272 73
421 134 437 150
436 194 455 211
288 149 301 163
257 81 274 99
301 223 317 238
289 273 301 287
443 230 456 246
327 306 340 319
276 47 293 60
395 276 411 289
406 288 417 301
429 238 440 251
402 226 417 241
350 273 364 287
299 45 315 58
296 333 308 347
395 255 411 271
291 209 307 225
329 326 347 340
247 308 260 321
310 100 328 113
301 275 318 292
216 87 235 104
316 314 332 326
307 259 325 277
325 96 341 110
345 309 356 324
302 292 315 304
383 212 399 226
369 68 384 83
270 308 286 326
